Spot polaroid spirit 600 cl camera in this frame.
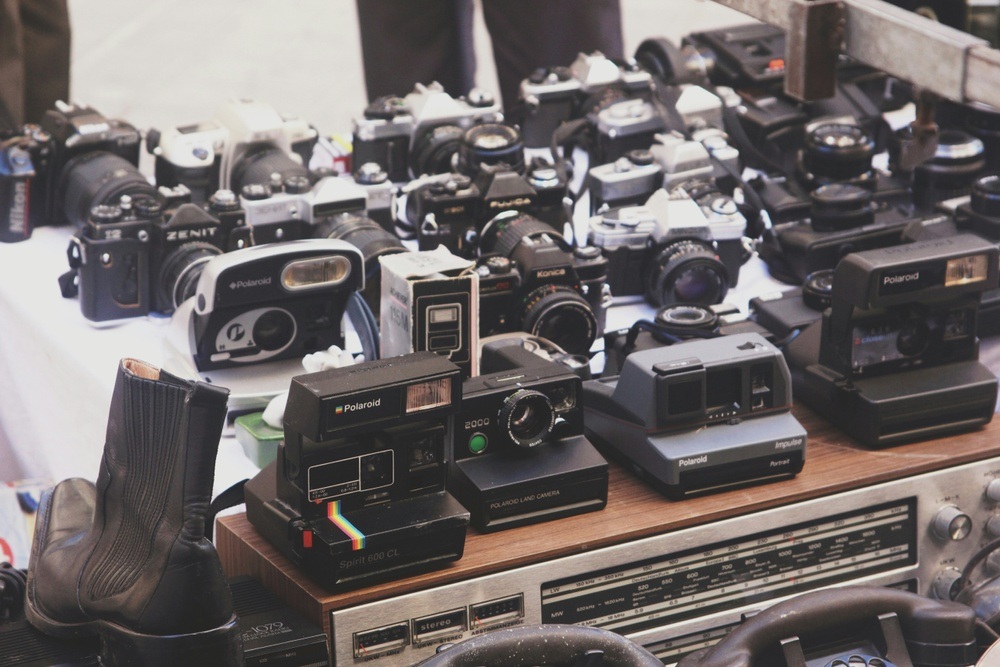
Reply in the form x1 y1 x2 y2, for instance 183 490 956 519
244 352 470 590
785 234 1000 447
583 332 806 498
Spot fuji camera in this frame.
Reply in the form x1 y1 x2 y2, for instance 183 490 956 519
67 188 253 322
351 82 502 182
588 183 747 308
452 350 608 532
475 212 610 356
583 332 806 498
0 125 52 242
181 239 364 371
784 234 999 446
244 351 470 590
148 99 317 202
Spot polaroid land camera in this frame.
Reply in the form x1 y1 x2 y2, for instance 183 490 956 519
244 352 470 590
785 234 1000 447
583 332 806 499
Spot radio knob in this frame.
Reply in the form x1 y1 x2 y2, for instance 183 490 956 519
987 479 1000 503
933 505 972 541
931 567 963 600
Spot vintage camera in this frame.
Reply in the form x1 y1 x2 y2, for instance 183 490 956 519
148 99 317 202
177 239 364 371
452 350 608 531
784 234 999 446
587 149 663 214
476 212 610 356
516 52 653 148
589 97 666 165
351 83 502 182
748 269 834 341
66 189 253 322
0 125 53 242
244 351 470 590
902 128 987 209
479 332 593 380
583 332 806 498
589 183 747 308
757 182 948 286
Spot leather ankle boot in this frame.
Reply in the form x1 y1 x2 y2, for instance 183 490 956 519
25 358 243 666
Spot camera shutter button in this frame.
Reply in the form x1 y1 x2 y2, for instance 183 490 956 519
485 257 511 274
241 183 272 201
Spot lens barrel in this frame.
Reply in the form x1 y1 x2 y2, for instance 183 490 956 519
230 144 309 195
648 240 729 306
61 151 158 228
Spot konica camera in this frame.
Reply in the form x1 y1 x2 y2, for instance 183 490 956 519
244 351 470 590
588 183 747 308
476 212 610 356
351 82 502 182
65 188 253 322
148 98 317 202
178 239 364 371
784 234 1000 446
0 125 52 242
451 346 608 531
583 332 807 498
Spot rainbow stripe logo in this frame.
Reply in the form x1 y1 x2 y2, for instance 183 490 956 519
335 405 344 415
327 501 366 550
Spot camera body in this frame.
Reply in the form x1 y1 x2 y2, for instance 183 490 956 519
589 97 666 165
476 212 610 356
0 125 53 242
452 352 608 531
69 189 253 322
183 239 364 371
785 234 999 446
244 352 470 590
583 332 806 498
150 99 317 202
589 184 746 307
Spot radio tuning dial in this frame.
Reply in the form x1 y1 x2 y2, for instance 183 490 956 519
931 567 963 600
932 505 972 541
987 479 1000 503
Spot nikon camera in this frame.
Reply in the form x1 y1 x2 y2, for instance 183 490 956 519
244 352 470 590
0 125 52 242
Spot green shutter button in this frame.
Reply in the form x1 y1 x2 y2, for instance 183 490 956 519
469 433 488 454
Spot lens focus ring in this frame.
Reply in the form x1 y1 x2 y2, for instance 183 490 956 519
499 389 555 448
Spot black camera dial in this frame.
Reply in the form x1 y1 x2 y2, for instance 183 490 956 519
809 183 876 232
802 123 875 183
499 389 556 448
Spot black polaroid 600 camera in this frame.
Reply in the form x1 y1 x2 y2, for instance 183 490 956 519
452 345 608 531
244 352 470 590
785 234 1000 446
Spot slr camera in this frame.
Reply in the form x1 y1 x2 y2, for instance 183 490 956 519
588 183 747 308
784 234 999 446
583 332 806 498
351 82 502 182
475 212 610 356
175 239 365 371
148 98 318 202
0 125 52 242
66 188 253 322
244 351 470 590
453 348 608 532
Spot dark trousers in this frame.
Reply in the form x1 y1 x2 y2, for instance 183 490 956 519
0 0 70 131
355 0 624 110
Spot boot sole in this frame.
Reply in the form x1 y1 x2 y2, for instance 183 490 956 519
100 614 243 666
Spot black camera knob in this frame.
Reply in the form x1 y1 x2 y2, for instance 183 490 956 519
241 183 272 201
466 89 495 108
132 195 163 219
283 174 311 194
209 189 240 212
484 256 511 274
573 246 601 261
809 184 875 231
528 67 549 84
355 162 388 185
90 204 123 224
625 149 654 167
971 175 1000 218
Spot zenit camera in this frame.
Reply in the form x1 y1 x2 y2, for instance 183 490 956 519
244 351 470 590
66 188 253 322
452 345 607 531
583 332 806 498
148 98 317 202
180 239 364 371
0 125 52 242
785 234 999 446
588 183 747 307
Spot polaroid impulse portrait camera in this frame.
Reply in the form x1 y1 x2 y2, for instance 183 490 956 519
583 332 806 499
176 239 365 371
452 347 608 532
785 234 1000 447
244 352 470 590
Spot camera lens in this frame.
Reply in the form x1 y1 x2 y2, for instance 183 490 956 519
499 389 555 448
971 174 1000 219
897 319 930 357
520 286 599 355
802 123 875 183
315 212 405 313
809 183 876 231
648 240 729 306
456 123 525 178
655 303 719 330
802 269 834 312
229 144 309 194
912 129 986 207
481 212 561 258
61 151 159 227
253 309 296 351
410 124 465 177
159 241 222 311
964 102 1000 170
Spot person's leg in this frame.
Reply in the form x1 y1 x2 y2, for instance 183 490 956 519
355 0 476 102
0 0 26 131
19 0 70 125
481 0 624 111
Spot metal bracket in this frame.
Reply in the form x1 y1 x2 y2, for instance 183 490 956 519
785 0 846 101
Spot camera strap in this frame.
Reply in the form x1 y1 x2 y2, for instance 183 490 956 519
346 291 380 362
58 237 84 299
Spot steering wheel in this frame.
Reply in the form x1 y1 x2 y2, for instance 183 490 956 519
412 624 662 667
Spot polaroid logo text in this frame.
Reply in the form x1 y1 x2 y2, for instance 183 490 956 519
883 272 919 285
678 455 708 467
229 277 272 290
335 398 381 415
